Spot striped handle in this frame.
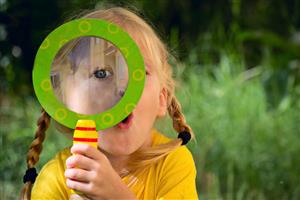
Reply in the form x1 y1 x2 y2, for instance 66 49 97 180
70 119 98 196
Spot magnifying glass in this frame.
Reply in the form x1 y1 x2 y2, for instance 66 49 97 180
32 19 145 197
33 19 145 130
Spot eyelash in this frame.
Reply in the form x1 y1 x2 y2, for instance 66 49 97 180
92 67 113 79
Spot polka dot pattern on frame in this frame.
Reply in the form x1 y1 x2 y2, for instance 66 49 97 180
78 21 91 33
125 103 136 115
55 108 67 120
133 69 144 81
108 22 119 34
101 113 114 125
40 79 51 92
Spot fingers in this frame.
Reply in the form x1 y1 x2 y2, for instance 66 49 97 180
71 144 106 162
66 178 93 194
65 168 93 183
66 154 96 170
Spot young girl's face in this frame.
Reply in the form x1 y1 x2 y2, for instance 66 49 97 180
54 37 167 156
98 55 167 156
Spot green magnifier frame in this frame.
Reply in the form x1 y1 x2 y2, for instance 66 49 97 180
32 19 145 130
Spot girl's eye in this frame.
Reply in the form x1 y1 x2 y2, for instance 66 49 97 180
93 69 112 79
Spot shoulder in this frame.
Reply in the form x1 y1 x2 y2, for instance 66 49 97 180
39 146 71 175
31 147 71 200
55 146 72 167
152 129 195 160
150 129 198 199
152 129 196 173
168 145 195 166
163 145 196 176
43 146 71 172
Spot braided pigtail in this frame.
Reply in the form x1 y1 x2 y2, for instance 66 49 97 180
19 108 51 200
168 95 193 145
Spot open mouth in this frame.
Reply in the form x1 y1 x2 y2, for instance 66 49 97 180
117 113 133 129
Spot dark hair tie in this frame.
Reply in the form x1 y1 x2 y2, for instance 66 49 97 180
178 131 191 145
23 168 38 184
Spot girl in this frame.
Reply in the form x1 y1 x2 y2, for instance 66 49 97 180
20 6 198 200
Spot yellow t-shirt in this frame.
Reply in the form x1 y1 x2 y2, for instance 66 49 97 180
31 129 199 199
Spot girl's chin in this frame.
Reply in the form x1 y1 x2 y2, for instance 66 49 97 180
100 145 136 156
98 138 136 156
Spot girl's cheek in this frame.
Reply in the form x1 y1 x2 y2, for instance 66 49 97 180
145 73 154 86
144 79 156 97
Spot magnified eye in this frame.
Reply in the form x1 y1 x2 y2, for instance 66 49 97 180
93 68 113 79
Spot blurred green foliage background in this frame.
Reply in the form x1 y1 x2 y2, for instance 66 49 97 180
1 0 300 199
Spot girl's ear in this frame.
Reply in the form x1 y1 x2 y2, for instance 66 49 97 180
157 87 168 118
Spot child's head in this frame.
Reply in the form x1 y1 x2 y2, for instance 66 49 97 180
21 5 193 199
76 7 193 155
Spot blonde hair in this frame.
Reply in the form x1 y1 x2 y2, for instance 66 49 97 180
20 5 194 200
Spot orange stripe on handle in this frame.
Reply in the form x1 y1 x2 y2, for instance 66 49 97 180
75 127 96 131
73 137 98 142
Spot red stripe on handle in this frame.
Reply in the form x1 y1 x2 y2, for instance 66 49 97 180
75 127 96 131
73 137 98 142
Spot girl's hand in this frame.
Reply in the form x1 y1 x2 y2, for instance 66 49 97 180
65 144 137 200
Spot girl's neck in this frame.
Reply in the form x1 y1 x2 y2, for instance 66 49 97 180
100 130 154 176
103 151 129 175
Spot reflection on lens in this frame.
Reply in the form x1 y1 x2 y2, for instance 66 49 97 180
51 37 128 115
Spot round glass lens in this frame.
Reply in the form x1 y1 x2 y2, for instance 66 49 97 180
51 36 128 115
